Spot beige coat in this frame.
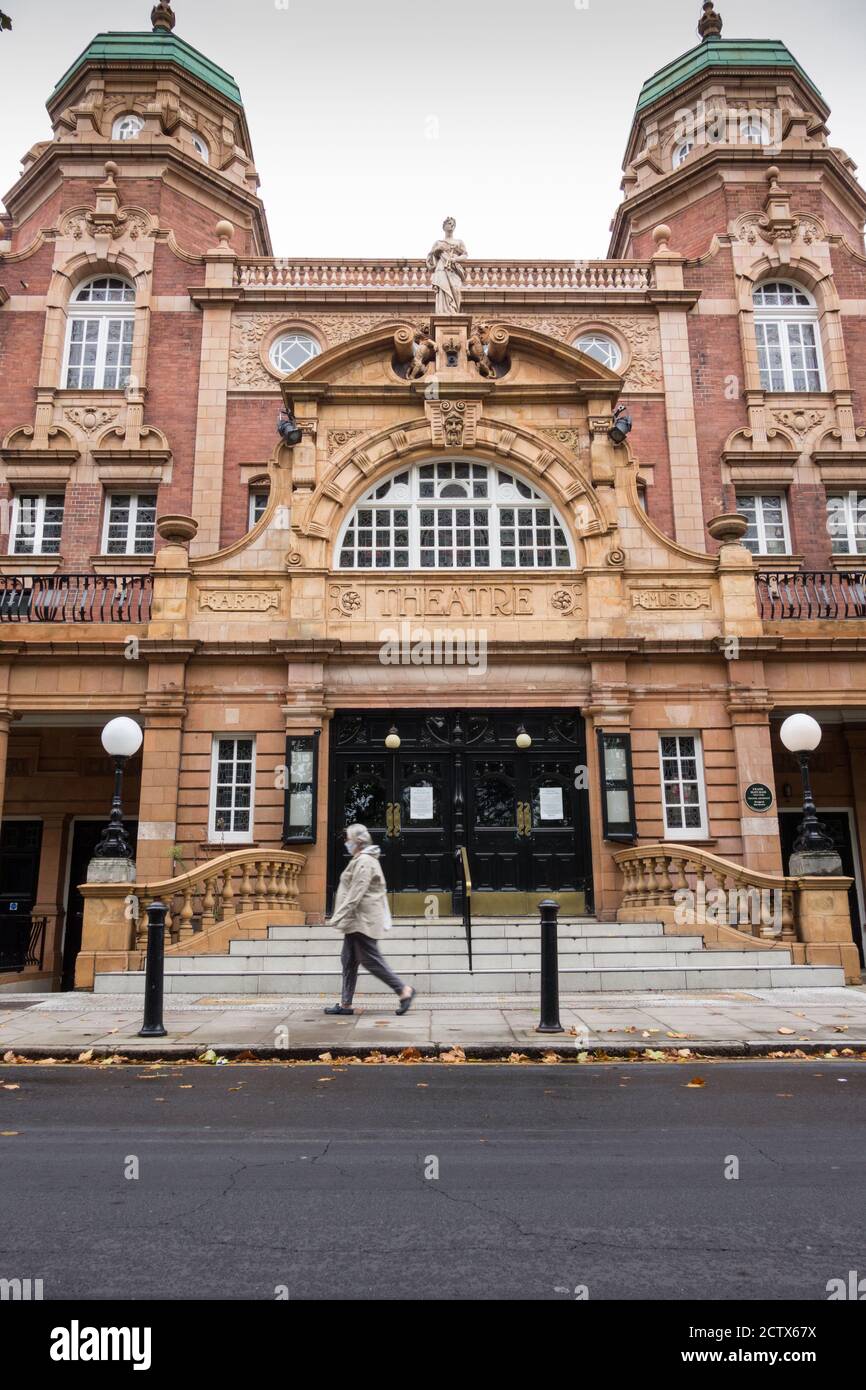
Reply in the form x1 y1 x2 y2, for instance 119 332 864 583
329 847 390 939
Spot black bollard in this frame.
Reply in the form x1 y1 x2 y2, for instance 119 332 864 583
536 898 563 1034
138 899 168 1038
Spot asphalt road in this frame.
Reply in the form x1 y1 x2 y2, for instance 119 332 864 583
1 1060 864 1301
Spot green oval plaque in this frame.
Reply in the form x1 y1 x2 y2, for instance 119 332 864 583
744 783 774 812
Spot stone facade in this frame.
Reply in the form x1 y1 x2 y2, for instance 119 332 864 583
2 6 866 988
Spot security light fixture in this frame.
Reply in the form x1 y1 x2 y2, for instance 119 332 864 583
277 401 303 447
608 405 633 446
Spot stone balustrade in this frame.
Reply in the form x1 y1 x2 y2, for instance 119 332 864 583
131 849 305 948
233 258 654 293
613 843 860 981
76 848 306 986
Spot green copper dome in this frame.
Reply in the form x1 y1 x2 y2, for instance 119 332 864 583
52 30 243 107
636 38 824 113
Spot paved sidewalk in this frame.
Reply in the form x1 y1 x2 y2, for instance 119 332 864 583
1 986 866 1058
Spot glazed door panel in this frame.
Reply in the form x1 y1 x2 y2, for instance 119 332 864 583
393 753 452 894
466 755 521 893
522 756 582 893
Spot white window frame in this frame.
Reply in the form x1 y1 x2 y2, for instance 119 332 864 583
735 490 791 556
659 732 710 841
269 333 321 375
63 278 136 391
753 281 825 393
112 114 144 140
574 333 622 371
208 736 256 844
9 492 65 555
101 492 157 557
336 460 575 571
191 135 209 162
672 140 693 168
826 490 866 556
248 487 270 529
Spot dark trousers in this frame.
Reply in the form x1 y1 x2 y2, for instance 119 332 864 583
341 931 406 1005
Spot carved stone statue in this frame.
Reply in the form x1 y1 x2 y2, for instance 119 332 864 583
467 322 495 379
426 217 468 316
406 326 436 380
698 1 722 41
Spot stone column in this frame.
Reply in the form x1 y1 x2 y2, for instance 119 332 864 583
727 682 783 875
584 660 633 921
650 225 706 553
0 706 11 832
134 704 187 884
282 664 329 921
189 221 237 557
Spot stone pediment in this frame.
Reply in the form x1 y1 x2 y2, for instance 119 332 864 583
276 319 624 397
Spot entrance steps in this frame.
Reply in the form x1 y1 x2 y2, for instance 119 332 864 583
93 916 848 995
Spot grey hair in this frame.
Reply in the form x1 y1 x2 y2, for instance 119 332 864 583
345 823 372 846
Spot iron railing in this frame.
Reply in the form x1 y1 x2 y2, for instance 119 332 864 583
0 915 47 972
756 570 866 621
0 574 152 623
456 845 473 973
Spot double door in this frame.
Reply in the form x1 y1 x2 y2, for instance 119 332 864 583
467 752 584 906
331 751 453 914
329 714 591 914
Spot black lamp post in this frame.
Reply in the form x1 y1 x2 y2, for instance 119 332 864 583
93 717 143 859
779 713 835 854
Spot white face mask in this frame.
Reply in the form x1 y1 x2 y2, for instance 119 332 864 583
345 838 357 856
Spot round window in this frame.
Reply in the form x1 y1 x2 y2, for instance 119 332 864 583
113 114 144 141
575 333 622 371
269 332 321 375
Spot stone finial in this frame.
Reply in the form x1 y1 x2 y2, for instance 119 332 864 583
707 512 748 543
101 160 119 187
215 219 234 246
156 514 197 544
151 2 176 31
652 223 672 250
697 1 723 41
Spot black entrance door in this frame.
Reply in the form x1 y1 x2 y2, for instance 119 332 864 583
0 820 43 972
466 751 585 908
779 809 865 967
329 710 592 914
329 750 452 914
62 819 138 991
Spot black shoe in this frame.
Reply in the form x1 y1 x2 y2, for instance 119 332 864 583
396 988 416 1016
324 1004 354 1015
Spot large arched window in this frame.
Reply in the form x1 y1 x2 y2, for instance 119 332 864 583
753 281 824 393
336 460 574 570
63 277 136 390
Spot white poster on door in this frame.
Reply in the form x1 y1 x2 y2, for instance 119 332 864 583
410 785 434 820
539 786 564 821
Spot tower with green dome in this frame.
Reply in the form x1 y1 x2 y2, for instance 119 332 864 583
609 0 864 259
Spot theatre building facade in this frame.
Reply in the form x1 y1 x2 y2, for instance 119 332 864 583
2 2 866 990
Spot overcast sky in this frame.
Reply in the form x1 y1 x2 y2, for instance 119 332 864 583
1 0 864 258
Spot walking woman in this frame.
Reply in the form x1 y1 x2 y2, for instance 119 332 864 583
325 823 416 1016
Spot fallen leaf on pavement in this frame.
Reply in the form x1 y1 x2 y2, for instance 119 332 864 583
685 1077 706 1088
77 1049 94 1063
1 1131 19 1136
541 1052 561 1064
1 1083 20 1091
318 1052 333 1063
440 1046 466 1064
398 1047 423 1062
507 1052 530 1063
777 1027 795 1035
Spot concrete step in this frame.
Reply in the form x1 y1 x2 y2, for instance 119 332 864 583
97 961 846 995
266 920 666 941
230 933 702 957
173 946 769 974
